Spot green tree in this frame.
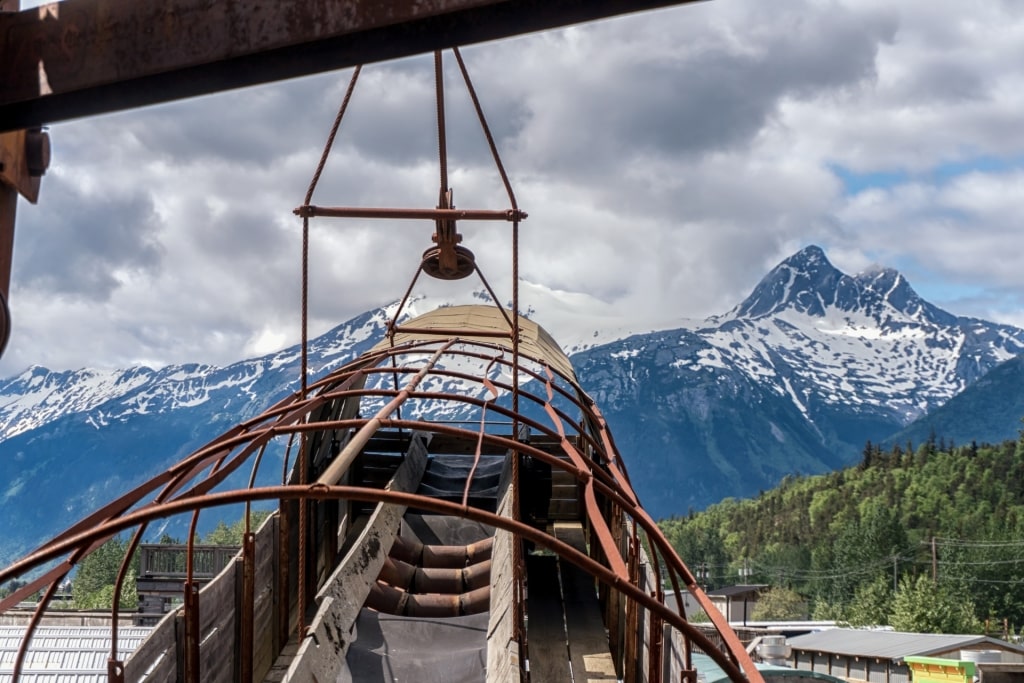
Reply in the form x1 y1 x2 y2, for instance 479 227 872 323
202 510 273 546
751 586 807 621
846 575 892 627
73 536 139 609
890 575 982 634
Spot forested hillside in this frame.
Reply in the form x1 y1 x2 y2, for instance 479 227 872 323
659 429 1024 633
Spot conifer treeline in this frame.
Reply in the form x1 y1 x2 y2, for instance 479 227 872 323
659 429 1024 632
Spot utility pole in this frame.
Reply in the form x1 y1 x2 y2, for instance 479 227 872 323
932 537 938 583
892 555 898 591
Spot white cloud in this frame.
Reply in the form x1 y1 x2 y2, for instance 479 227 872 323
4 0 1024 375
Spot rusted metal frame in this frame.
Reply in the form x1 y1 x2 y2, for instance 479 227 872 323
239 530 256 683
388 325 513 339
0 0 704 132
296 206 525 222
4 420 630 603
583 402 640 503
4 483 760 683
579 402 693 627
386 269 425 345
647 543 666 683
624 523 641 683
619 496 753 672
12 572 63 682
315 340 457 487
106 432 273 666
539 370 628 577
295 68 368 641
0 393 753 675
2 420 590 585
576 421 747 673
581 403 735 669
0 428 277 611
381 340 593 429
381 409 753 676
0 548 86 612
277 411 622 523
462 356 503 508
435 49 449 204
365 334 583 402
12 543 91 682
183 578 201 683
347 347 608 457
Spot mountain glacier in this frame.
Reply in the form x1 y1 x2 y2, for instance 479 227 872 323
2 245 1022 557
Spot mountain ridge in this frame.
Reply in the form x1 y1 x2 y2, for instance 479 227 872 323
2 245 1023 555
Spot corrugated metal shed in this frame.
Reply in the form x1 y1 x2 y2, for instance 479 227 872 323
0 625 152 683
787 629 1024 661
708 585 769 598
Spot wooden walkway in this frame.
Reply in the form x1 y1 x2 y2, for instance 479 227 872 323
526 522 617 682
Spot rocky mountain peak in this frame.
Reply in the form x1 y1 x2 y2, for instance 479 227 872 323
732 245 851 319
730 246 958 326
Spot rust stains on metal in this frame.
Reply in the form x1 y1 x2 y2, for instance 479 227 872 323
0 0 706 131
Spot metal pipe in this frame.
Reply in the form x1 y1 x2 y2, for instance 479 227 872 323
294 205 527 221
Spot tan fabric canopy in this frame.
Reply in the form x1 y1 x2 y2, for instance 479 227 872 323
373 305 579 384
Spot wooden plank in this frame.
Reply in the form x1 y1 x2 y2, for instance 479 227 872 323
278 432 429 682
252 515 278 682
555 522 617 683
485 455 520 682
124 612 177 683
525 554 571 682
0 0 703 131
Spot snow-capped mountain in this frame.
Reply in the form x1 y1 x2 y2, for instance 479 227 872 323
572 245 1024 516
2 245 1023 554
700 245 1020 424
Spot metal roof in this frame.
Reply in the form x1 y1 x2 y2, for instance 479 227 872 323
787 629 1024 661
694 652 846 683
0 625 152 683
708 585 769 598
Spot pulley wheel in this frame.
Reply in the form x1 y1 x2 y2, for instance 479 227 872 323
421 244 476 280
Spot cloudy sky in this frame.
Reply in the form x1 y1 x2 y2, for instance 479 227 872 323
4 0 1024 376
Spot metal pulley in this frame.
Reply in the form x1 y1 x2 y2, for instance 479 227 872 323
422 188 476 280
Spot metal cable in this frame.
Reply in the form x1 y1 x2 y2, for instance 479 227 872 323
296 63 362 643
453 47 518 211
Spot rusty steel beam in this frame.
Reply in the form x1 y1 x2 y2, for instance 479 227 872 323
0 0 705 132
296 205 527 222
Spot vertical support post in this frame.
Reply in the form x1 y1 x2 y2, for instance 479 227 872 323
624 528 640 683
182 581 200 683
277 500 291 649
237 532 255 683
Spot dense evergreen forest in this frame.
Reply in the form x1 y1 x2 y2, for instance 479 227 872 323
659 428 1024 634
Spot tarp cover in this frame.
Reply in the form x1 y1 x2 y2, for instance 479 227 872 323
345 610 489 683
